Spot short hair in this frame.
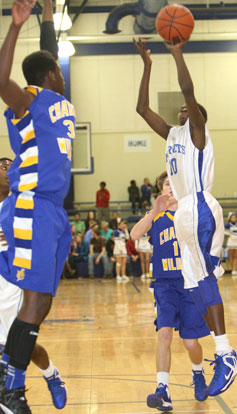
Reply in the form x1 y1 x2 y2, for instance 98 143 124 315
197 103 208 123
130 180 135 185
22 50 57 86
100 181 106 186
0 157 13 163
157 171 168 192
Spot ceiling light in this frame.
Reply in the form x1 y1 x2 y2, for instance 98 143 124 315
53 3 72 31
58 33 75 57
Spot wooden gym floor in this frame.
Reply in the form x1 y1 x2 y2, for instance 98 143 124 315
27 274 237 413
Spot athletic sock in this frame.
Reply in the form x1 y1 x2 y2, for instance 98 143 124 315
214 334 232 355
0 353 10 368
210 331 215 339
192 362 203 372
39 360 55 378
5 365 26 390
157 371 169 386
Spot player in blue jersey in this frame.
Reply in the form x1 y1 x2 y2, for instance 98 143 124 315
0 0 75 412
131 172 209 411
134 37 237 397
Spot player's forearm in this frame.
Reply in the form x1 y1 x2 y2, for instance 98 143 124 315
42 0 53 21
131 210 156 240
136 63 152 116
0 23 20 93
172 49 194 96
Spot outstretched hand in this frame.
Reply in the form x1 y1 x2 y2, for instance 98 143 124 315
12 0 36 27
133 37 152 65
153 194 177 215
165 40 187 55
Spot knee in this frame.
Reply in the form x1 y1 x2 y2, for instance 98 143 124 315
21 292 52 323
183 339 199 353
158 328 172 346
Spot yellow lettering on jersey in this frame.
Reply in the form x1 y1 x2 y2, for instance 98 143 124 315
49 105 57 123
170 258 176 270
61 100 69 117
68 102 75 116
164 228 169 242
63 120 75 139
55 102 62 120
162 259 168 271
169 226 175 240
57 138 72 160
57 138 67 154
176 257 182 270
160 231 164 245
65 139 72 161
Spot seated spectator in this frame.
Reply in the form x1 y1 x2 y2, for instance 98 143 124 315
64 234 89 278
114 220 129 282
128 180 142 215
126 237 140 276
71 224 77 240
88 227 110 278
225 212 237 275
100 221 113 240
109 211 121 230
106 235 115 277
150 176 160 207
141 177 153 206
84 221 98 245
85 210 98 231
71 212 86 235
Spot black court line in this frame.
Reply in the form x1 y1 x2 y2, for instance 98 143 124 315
44 318 94 324
131 280 141 293
215 395 234 414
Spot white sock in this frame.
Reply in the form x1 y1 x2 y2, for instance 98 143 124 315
214 334 232 355
157 372 169 386
210 331 215 339
39 360 55 378
192 362 203 372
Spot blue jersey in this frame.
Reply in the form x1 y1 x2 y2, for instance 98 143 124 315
148 210 182 280
5 86 76 206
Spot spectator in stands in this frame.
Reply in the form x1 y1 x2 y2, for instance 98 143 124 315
128 180 142 214
96 181 110 223
85 211 98 231
84 221 98 245
136 233 153 280
126 237 140 276
71 212 86 235
109 211 121 230
106 235 115 277
64 234 89 278
141 178 153 206
88 226 110 279
150 176 160 207
225 212 237 275
71 224 77 240
114 220 129 282
100 221 113 240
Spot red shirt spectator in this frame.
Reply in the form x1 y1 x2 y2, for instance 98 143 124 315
96 182 110 208
126 239 139 258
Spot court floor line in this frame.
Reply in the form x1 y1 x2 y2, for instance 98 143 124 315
215 395 235 414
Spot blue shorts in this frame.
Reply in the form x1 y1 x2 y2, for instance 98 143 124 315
0 193 71 296
153 278 210 339
189 276 223 315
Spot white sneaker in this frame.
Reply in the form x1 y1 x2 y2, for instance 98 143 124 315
232 270 237 275
116 275 122 282
122 275 129 282
141 274 146 280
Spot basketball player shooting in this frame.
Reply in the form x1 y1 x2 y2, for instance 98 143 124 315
133 36 237 396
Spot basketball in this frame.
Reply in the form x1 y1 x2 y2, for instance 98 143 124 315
156 3 194 43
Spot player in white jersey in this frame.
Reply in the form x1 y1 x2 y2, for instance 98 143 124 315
134 37 236 397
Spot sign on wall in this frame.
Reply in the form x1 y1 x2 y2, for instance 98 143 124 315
124 135 151 153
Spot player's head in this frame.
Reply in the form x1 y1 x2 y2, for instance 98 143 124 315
119 219 127 230
157 171 172 197
100 181 106 189
0 158 13 194
22 51 65 95
228 212 236 224
178 103 208 126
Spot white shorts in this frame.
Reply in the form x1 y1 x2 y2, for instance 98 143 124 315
174 191 225 289
0 275 22 344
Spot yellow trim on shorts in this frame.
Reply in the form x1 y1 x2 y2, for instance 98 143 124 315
14 228 32 240
18 182 37 192
19 156 38 168
13 257 31 269
15 198 34 209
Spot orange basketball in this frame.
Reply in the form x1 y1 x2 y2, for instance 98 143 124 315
156 3 194 43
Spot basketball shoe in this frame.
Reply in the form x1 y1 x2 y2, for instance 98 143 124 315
44 368 67 409
192 370 208 401
207 350 237 396
0 386 31 413
147 383 173 411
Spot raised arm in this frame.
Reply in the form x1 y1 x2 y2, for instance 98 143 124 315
40 0 58 59
166 42 205 150
0 0 35 117
131 194 169 239
133 38 172 140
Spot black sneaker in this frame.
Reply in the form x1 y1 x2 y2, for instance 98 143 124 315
0 365 7 394
0 386 31 414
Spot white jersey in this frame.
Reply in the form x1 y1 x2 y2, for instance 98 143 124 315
166 119 214 200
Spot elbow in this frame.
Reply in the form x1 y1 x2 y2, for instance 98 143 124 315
181 84 194 97
136 105 147 117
